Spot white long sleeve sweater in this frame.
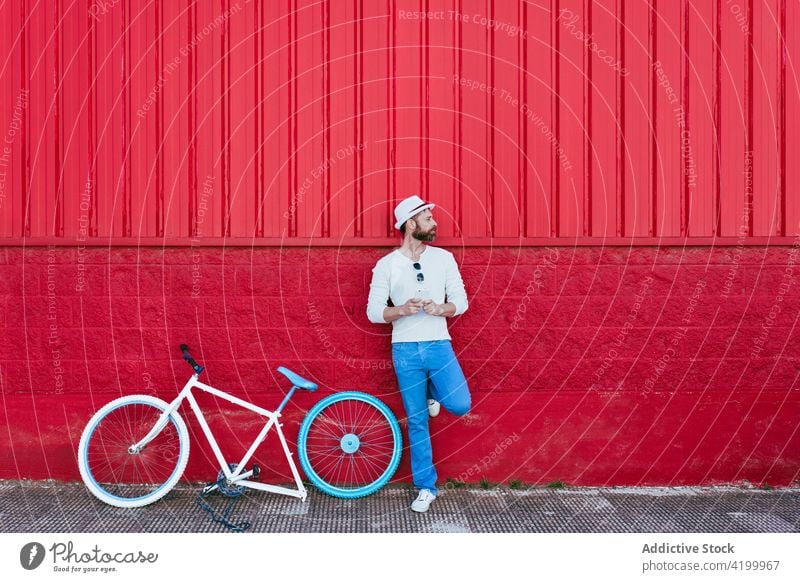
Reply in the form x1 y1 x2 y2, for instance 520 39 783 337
366 245 468 343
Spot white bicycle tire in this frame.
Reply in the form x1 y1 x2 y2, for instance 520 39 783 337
78 395 190 508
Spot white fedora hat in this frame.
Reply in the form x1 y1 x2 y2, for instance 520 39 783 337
394 195 436 230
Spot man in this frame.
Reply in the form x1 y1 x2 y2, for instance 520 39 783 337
366 195 471 513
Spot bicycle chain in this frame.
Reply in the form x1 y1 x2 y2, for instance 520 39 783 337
195 488 251 532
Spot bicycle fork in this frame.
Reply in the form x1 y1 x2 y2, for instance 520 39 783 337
129 398 184 454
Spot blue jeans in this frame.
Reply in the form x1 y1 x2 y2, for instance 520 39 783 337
391 340 471 494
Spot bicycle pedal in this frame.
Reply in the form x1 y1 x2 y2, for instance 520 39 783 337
251 464 260 480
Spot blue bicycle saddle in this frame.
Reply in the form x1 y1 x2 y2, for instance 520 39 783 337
277 366 318 391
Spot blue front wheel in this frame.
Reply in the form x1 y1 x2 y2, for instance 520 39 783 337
298 391 402 499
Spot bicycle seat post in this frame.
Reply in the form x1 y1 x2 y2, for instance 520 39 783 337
276 386 298 415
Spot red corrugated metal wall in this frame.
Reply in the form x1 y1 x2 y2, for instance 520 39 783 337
1 0 798 245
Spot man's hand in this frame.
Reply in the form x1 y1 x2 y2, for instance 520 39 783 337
398 298 426 316
421 299 447 316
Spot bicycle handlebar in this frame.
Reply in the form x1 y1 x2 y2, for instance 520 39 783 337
179 344 204 375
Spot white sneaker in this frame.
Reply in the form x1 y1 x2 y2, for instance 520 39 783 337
411 489 437 513
427 399 441 417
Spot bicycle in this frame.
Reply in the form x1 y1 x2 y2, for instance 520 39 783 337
78 344 402 508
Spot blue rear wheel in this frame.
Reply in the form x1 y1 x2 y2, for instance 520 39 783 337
298 391 402 499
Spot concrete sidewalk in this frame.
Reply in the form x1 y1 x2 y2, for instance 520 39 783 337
2 480 798 533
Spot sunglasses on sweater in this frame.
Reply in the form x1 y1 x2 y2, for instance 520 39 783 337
413 262 424 284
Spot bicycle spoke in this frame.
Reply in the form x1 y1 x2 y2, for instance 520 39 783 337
307 420 345 442
353 451 384 480
323 403 350 434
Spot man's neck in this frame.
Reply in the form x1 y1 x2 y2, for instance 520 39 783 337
400 238 427 259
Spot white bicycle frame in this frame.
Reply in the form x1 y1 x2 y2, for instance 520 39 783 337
132 372 307 501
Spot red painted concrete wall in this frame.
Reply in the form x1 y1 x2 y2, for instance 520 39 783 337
1 245 798 487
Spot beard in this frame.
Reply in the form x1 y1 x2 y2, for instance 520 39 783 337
412 227 437 242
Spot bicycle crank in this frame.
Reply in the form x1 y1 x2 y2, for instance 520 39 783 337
216 464 246 498
214 463 262 497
